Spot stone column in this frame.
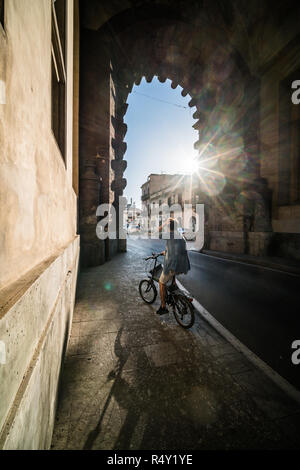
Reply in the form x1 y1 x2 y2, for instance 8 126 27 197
110 69 132 254
243 76 261 180
79 28 111 266
79 160 104 267
242 76 273 255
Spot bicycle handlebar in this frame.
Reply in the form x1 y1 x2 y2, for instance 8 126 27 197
144 252 164 261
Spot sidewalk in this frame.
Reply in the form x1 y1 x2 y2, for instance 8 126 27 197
51 247 300 450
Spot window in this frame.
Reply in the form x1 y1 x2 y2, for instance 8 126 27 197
278 69 300 205
0 0 4 29
51 0 66 161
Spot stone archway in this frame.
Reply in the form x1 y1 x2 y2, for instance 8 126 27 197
79 2 268 266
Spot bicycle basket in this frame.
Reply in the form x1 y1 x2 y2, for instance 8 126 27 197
150 263 163 281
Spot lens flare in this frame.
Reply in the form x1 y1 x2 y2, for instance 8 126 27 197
185 156 199 174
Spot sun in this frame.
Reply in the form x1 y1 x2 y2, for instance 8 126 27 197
176 155 198 174
170 146 199 174
184 156 198 174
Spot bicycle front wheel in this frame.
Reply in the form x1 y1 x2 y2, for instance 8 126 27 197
172 296 195 329
139 279 157 304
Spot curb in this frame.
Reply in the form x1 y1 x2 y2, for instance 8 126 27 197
176 279 300 406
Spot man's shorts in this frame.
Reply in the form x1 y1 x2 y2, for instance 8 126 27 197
159 270 176 285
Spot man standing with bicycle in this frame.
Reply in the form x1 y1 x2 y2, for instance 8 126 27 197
156 218 191 315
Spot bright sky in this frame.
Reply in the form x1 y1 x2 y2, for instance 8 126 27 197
123 77 198 208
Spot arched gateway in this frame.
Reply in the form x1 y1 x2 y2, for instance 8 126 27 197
79 1 271 267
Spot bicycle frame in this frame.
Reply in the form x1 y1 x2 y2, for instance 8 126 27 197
141 252 195 328
146 254 162 282
145 253 193 303
148 257 157 280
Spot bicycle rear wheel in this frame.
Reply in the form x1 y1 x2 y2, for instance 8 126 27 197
172 296 195 328
139 279 157 304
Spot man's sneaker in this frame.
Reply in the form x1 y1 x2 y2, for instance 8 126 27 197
156 306 169 315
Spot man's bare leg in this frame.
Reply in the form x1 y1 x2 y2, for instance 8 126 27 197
159 281 166 309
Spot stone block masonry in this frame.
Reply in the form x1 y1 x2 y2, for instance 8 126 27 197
0 236 79 449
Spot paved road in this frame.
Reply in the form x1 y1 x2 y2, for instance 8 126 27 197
127 236 300 390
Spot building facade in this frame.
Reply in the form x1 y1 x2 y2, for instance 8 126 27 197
125 199 141 227
0 0 80 449
141 173 195 230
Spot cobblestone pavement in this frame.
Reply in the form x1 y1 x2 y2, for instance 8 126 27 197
51 245 300 450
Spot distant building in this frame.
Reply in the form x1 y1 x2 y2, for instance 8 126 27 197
125 198 141 226
141 173 199 230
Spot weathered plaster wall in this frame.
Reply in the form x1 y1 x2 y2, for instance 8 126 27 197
0 0 77 291
0 0 80 449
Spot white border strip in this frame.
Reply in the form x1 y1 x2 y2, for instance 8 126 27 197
177 279 300 405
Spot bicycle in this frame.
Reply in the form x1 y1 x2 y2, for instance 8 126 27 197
139 252 195 329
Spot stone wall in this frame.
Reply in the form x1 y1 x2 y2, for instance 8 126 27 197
259 31 300 258
269 233 300 261
0 237 79 449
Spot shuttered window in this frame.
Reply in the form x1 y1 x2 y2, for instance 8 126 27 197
51 0 67 162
